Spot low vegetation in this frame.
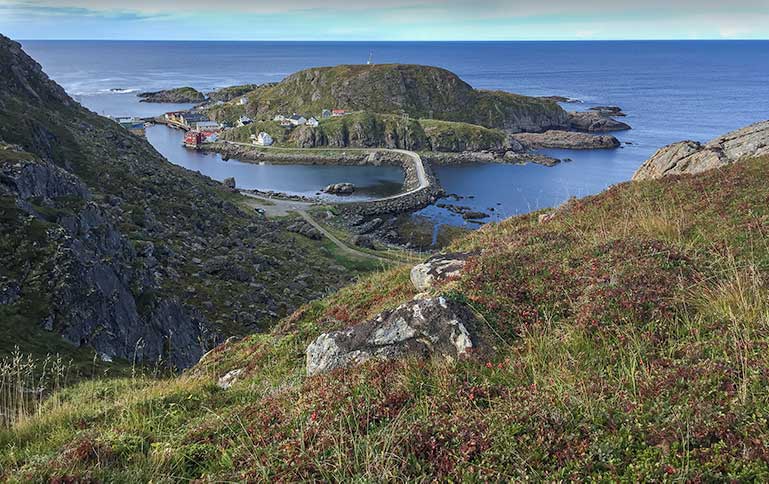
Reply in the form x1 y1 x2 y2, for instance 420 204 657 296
4 155 769 480
221 112 509 152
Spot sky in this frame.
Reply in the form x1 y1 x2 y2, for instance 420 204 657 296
1 0 769 41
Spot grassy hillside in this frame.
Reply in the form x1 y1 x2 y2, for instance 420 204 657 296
221 64 568 132
4 154 769 481
222 112 509 152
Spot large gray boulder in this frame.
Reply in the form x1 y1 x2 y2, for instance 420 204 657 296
410 252 474 291
306 297 483 376
633 120 769 180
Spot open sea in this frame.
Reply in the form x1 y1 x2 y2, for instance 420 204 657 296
20 40 769 227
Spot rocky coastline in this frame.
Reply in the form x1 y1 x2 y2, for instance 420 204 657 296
512 130 621 150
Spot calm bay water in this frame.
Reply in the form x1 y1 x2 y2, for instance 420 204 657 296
146 125 403 200
20 40 769 225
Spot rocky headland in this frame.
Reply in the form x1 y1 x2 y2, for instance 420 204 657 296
633 119 769 180
512 130 621 150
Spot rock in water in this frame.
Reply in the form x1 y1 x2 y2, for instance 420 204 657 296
633 120 769 180
568 111 631 132
323 182 355 195
306 297 484 376
512 130 620 150
410 252 475 291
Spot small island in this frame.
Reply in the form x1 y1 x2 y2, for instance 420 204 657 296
138 86 205 103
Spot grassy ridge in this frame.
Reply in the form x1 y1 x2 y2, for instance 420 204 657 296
221 112 509 151
3 156 769 480
211 64 567 131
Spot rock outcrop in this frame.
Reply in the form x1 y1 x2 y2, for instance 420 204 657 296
410 252 474 291
138 87 205 103
306 297 484 375
512 130 620 150
324 182 355 195
633 120 769 180
568 112 631 132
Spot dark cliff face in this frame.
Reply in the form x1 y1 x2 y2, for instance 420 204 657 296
245 64 569 132
0 35 352 368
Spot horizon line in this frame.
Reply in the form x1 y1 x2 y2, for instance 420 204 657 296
17 38 769 42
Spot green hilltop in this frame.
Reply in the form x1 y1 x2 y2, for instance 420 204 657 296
210 64 568 132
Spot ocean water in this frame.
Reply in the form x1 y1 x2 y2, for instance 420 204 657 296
20 40 769 225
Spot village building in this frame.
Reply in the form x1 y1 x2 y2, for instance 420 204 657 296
321 109 332 119
194 120 221 131
273 114 286 122
201 131 218 143
183 131 205 149
279 118 292 127
179 112 210 128
332 109 346 117
112 116 146 137
253 131 274 146
238 97 248 106
237 115 253 127
306 117 319 127
289 114 307 126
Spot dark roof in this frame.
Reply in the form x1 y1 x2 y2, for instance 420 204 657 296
289 114 305 121
180 112 209 123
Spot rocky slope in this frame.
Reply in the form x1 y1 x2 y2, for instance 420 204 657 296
138 87 205 103
6 139 769 479
237 64 569 132
206 84 260 102
0 34 355 368
633 119 769 180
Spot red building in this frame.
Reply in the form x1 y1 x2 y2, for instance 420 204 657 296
183 131 204 149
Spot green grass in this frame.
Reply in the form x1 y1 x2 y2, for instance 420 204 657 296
4 157 769 480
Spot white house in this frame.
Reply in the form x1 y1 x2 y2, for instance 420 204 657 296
306 117 319 127
236 115 253 127
273 114 286 122
238 97 248 106
254 132 274 146
289 114 307 126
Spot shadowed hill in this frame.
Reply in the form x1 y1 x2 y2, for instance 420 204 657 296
0 34 359 369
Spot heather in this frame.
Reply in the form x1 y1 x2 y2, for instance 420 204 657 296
3 156 769 481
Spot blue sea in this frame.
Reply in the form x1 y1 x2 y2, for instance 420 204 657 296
20 40 769 227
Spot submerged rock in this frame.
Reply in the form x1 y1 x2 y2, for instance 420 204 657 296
633 120 769 180
306 297 485 376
